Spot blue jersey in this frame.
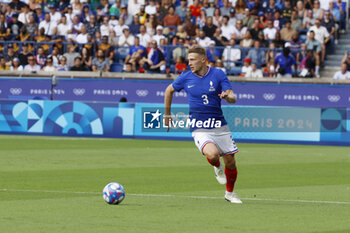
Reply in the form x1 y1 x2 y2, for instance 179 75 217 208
172 67 232 131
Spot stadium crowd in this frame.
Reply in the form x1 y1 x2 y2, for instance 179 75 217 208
0 0 347 78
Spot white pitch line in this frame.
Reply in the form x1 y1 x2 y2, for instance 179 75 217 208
1 188 350 205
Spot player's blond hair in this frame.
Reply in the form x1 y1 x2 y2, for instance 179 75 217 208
188 45 207 57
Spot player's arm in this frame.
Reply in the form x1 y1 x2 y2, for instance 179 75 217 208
218 89 236 103
164 84 175 132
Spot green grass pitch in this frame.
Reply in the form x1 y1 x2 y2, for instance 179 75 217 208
0 135 350 233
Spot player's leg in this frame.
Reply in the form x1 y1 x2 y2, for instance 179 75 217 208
192 131 226 184
202 142 227 185
222 154 242 204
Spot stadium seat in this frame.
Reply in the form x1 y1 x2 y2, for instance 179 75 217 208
110 63 123 72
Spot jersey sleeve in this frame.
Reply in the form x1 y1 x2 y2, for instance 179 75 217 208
172 73 186 92
219 70 232 91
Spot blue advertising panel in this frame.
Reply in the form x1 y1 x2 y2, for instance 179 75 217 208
0 100 134 138
1 78 350 107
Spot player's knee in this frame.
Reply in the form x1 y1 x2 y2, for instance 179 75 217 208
203 143 219 160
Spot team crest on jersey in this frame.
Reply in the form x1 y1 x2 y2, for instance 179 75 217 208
209 81 216 92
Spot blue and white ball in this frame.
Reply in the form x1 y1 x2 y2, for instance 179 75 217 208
103 182 125 205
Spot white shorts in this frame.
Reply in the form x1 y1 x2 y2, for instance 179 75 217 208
192 125 239 156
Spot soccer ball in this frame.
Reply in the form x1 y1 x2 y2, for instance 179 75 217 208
102 182 125 205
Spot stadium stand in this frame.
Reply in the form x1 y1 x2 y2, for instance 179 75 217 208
0 0 348 78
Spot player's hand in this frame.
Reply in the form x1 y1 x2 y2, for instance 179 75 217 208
218 91 228 99
163 115 173 132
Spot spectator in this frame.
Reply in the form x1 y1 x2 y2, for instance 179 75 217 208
291 11 303 31
74 25 89 43
333 63 350 80
305 30 321 77
308 19 330 61
221 16 233 40
63 44 80 68
9 0 26 13
258 11 268 29
206 41 219 63
120 5 133 26
137 24 151 47
70 56 89 71
57 15 71 39
49 4 61 24
136 5 149 25
189 0 201 18
118 26 135 47
280 20 297 41
281 0 293 20
313 0 324 20
124 62 133 72
124 36 147 70
140 40 165 73
64 5 74 25
215 59 226 73
51 46 62 67
145 0 157 15
245 63 263 78
57 0 69 13
18 4 30 24
240 30 254 48
246 40 266 67
145 14 157 36
38 13 57 36
98 35 115 62
184 10 197 36
232 19 247 41
10 57 23 71
0 56 10 70
296 1 307 21
205 0 216 17
57 56 69 71
322 10 337 45
264 0 278 20
202 17 217 39
42 56 56 72
303 10 315 29
222 38 241 70
100 15 113 37
35 46 46 68
72 0 83 16
92 49 110 72
220 0 231 16
213 8 223 27
273 32 285 48
241 58 252 76
172 38 188 61
80 4 94 24
153 25 165 46
25 13 38 36
263 19 278 40
235 0 248 20
24 55 41 72
164 5 182 28
113 17 126 40
333 0 346 33
129 16 141 35
272 10 284 30
228 8 236 26
196 8 207 29
263 59 276 77
274 46 297 78
176 25 188 39
242 8 255 29
176 0 187 21
80 47 92 70
175 56 187 74
18 43 31 66
86 14 99 36
341 49 350 71
8 13 24 37
4 44 18 67
249 19 262 40
299 49 316 78
197 29 212 47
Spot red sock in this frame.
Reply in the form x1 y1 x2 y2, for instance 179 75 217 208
207 157 220 167
225 166 238 192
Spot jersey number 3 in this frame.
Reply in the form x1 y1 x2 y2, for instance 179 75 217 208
202 94 209 105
